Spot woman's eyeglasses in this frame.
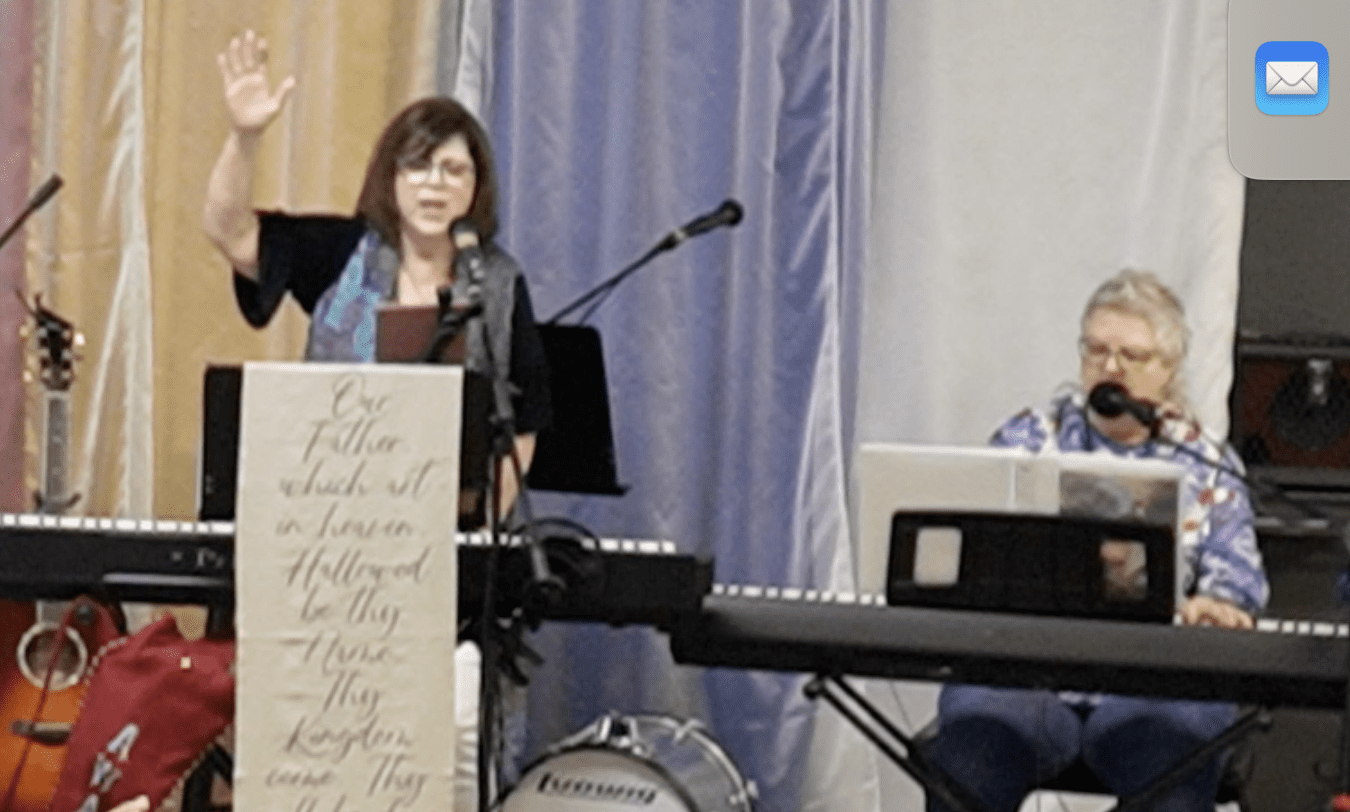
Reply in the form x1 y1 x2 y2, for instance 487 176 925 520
1078 337 1159 371
399 159 475 186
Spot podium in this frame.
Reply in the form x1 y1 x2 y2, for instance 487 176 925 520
198 324 626 521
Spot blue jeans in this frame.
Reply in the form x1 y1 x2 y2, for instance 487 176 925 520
922 684 1236 812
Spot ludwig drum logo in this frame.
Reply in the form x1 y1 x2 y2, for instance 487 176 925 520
536 771 660 806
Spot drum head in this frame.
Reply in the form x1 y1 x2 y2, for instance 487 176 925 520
500 714 754 812
502 748 689 812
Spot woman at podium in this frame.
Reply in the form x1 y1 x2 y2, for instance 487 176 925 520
200 30 551 812
923 270 1268 812
200 30 551 523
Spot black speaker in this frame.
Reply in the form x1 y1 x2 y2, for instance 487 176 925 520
1233 341 1350 485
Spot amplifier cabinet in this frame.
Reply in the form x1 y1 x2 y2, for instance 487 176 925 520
1233 341 1350 487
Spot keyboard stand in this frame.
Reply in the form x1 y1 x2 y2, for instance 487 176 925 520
803 674 1271 812
1107 706 1269 812
803 675 988 812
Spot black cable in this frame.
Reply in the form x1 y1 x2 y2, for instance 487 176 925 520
1156 425 1331 524
1081 400 1331 524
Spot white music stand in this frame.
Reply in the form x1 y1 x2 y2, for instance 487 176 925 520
854 442 1185 611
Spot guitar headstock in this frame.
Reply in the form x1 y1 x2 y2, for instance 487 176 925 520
19 295 81 393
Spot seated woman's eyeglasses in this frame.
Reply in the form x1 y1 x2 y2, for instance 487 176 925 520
1078 337 1158 370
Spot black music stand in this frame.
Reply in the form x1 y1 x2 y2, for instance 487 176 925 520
525 324 627 495
200 363 490 522
373 315 628 496
198 365 242 522
885 512 1176 623
198 336 495 529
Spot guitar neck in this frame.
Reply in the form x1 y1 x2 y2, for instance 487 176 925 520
38 391 72 515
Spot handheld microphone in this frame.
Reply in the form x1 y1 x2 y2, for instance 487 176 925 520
451 219 486 307
657 199 743 251
1088 382 1158 429
420 220 484 363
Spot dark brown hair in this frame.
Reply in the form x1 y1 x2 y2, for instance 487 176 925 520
355 97 499 248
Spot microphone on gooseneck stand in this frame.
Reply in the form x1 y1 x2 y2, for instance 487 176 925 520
654 199 744 251
454 216 558 812
452 217 560 618
451 219 487 304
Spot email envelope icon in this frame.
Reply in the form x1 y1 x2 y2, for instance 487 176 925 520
1267 61 1318 95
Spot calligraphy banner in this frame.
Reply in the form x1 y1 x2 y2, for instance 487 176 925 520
234 362 463 812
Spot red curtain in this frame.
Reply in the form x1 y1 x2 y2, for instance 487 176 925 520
0 0 34 512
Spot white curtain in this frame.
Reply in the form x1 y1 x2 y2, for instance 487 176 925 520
860 3 1243 811
861 1 1242 448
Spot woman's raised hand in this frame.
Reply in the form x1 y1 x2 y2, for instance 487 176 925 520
217 30 295 135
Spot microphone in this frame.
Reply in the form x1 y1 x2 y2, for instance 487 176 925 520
656 199 743 251
1088 382 1159 429
419 220 484 363
451 219 486 307
0 175 63 254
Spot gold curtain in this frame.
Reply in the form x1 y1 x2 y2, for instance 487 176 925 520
27 0 443 521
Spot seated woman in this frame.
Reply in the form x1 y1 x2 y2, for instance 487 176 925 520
923 269 1268 812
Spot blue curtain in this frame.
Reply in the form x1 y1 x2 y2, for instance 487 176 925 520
462 3 880 808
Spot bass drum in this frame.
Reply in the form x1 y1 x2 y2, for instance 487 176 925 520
500 713 756 812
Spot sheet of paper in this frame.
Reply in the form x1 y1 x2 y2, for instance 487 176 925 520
234 363 463 812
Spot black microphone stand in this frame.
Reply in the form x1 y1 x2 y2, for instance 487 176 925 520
544 201 740 325
414 283 505 812
419 286 481 363
466 295 561 812
545 240 670 326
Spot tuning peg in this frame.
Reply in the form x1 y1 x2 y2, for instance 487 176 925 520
17 324 29 340
73 332 85 347
21 370 32 384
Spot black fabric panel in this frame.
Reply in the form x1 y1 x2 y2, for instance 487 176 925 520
234 212 368 325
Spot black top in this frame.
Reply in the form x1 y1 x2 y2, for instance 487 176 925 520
232 212 552 434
